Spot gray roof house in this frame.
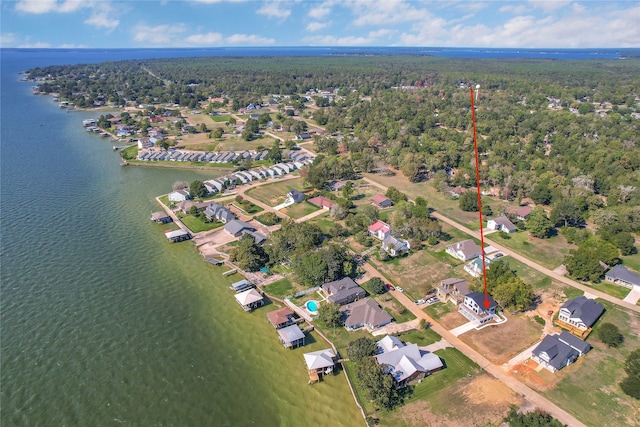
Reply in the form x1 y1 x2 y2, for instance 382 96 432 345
558 296 604 331
340 298 393 331
487 216 517 233
304 349 336 375
382 235 410 257
150 211 172 224
605 265 640 289
531 331 591 373
286 189 305 204
224 220 256 237
459 292 498 324
446 240 483 261
437 278 470 305
204 203 236 224
277 325 306 349
374 335 444 387
322 277 366 306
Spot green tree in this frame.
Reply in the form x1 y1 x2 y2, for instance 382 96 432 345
385 186 408 204
597 323 624 347
620 349 640 399
459 191 479 212
318 302 342 328
492 276 535 312
550 199 583 227
503 406 563 427
368 277 387 295
230 234 268 272
526 207 554 238
342 181 355 200
531 183 553 205
346 337 377 362
189 180 207 199
354 357 400 410
210 127 224 138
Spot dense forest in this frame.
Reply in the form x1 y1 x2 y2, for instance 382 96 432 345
28 56 640 243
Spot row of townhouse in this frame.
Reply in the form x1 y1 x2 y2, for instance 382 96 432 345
137 149 270 163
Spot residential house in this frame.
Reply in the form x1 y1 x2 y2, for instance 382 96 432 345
370 194 393 208
382 235 410 257
303 349 336 378
367 220 392 241
446 240 483 261
531 331 591 373
205 203 235 224
266 307 298 329
605 265 640 289
234 288 264 312
164 229 191 243
308 196 337 210
277 325 306 349
515 206 533 221
375 335 444 388
177 200 209 215
224 220 256 237
437 278 470 305
340 298 393 331
557 296 605 332
322 277 366 306
286 189 305 204
150 211 172 224
458 292 497 324
464 257 490 278
487 216 517 233
168 189 191 203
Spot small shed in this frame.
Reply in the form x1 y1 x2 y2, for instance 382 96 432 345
234 288 264 312
151 211 172 224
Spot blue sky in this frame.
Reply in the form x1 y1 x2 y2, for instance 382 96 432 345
1 1 638 48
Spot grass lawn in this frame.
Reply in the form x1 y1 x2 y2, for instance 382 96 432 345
245 177 308 206
487 230 575 269
262 278 296 299
393 327 442 347
178 215 223 233
210 115 231 122
584 281 631 300
305 214 333 234
423 302 455 320
544 301 640 427
281 201 319 219
620 253 640 272
376 293 416 323
230 201 263 215
498 257 555 290
157 195 170 208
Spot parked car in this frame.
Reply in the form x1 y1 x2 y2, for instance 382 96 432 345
494 252 504 258
396 286 404 293
415 299 426 305
386 283 395 291
426 297 440 304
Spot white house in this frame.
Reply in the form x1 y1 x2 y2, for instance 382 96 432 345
446 240 483 261
487 216 517 233
168 189 191 202
367 220 392 241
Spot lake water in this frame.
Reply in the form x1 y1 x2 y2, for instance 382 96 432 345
0 51 362 426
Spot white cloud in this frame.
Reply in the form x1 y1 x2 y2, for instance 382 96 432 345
132 24 188 46
185 32 224 45
225 34 275 45
303 29 392 46
499 4 530 14
15 0 84 14
349 0 432 26
572 2 585 13
306 22 328 32
18 41 52 48
308 1 334 20
257 1 291 19
85 11 119 30
0 33 17 47
527 0 571 13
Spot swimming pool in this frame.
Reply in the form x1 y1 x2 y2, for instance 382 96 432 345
305 300 319 315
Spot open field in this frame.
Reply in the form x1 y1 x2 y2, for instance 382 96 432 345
621 253 640 272
281 201 319 219
488 230 575 270
178 214 224 233
541 301 640 427
262 277 297 299
378 348 521 427
459 315 542 364
245 177 307 206
498 257 555 290
584 281 632 300
181 134 276 152
393 328 442 347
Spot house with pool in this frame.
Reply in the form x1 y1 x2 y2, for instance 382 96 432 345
321 277 366 306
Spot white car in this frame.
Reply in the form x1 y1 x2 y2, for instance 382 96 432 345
396 286 404 293
415 299 426 305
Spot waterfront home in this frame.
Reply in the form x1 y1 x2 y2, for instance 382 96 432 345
531 331 591 373
150 211 172 224
168 189 191 203
370 194 393 208
368 220 392 241
234 288 264 312
381 235 410 257
464 257 489 278
266 307 298 329
446 239 483 261
340 298 392 331
164 229 191 243
375 335 443 388
177 201 209 215
303 349 336 380
458 292 497 324
437 278 470 305
277 325 306 349
322 277 366 306
605 264 640 289
557 296 604 333
487 216 517 233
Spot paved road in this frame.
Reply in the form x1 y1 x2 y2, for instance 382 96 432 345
388 289 587 427
430 211 640 314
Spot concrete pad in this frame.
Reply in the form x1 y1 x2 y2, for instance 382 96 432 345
623 286 640 304
449 320 480 337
